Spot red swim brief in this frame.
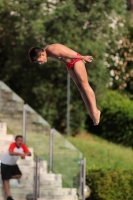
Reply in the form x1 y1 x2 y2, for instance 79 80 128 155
66 53 81 69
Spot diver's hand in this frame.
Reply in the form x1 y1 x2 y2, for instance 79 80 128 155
82 56 93 63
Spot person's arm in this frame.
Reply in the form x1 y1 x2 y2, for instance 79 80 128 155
9 143 25 157
22 144 31 156
47 47 93 62
9 150 24 156
59 52 93 62
25 152 31 156
9 150 25 159
9 143 31 159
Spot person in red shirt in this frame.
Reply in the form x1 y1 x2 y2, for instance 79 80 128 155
28 44 101 125
1 135 31 200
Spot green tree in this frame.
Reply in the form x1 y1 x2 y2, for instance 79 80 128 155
105 2 133 100
0 0 128 134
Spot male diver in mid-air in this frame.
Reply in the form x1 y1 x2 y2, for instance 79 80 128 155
28 43 101 125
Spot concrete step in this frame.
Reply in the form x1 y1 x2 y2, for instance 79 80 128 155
19 166 48 175
0 197 26 200
0 122 7 135
17 159 34 167
20 175 62 188
0 99 23 112
9 172 62 188
39 180 62 188
39 188 77 196
0 134 14 141
18 166 34 173
21 173 62 182
0 186 77 199
38 195 78 200
0 186 33 199
18 161 48 174
40 160 48 169
0 142 13 147
40 174 62 181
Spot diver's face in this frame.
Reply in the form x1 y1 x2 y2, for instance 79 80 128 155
37 52 47 64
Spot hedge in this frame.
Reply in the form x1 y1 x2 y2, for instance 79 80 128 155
86 168 133 200
86 90 133 147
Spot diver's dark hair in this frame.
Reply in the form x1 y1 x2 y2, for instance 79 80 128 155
15 135 23 141
28 47 44 62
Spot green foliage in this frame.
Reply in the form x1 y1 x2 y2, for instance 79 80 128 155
86 169 133 200
0 0 128 134
87 90 133 147
69 133 133 170
105 7 133 100
108 24 133 99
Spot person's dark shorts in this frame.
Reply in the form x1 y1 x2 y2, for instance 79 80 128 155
1 163 22 180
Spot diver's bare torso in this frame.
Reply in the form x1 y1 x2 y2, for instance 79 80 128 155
44 44 78 63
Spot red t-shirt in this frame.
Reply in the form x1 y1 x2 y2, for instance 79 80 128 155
1 142 30 165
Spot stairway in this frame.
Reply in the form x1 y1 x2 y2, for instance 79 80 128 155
0 81 50 135
0 123 78 200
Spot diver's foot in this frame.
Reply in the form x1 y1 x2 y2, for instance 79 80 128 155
90 110 101 126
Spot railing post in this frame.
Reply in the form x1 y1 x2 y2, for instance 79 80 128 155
80 158 86 200
0 81 2 113
83 158 86 200
38 157 40 199
49 129 53 173
34 157 40 200
22 104 27 144
34 157 37 200
66 73 70 137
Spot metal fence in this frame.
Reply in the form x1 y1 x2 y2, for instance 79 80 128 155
0 81 86 200
49 129 86 200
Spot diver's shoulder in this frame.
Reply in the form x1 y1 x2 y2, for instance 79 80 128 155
45 43 63 51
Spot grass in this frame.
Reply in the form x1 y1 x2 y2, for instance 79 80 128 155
26 132 50 162
5 126 133 187
68 132 133 170
7 128 133 170
25 131 133 189
26 132 81 188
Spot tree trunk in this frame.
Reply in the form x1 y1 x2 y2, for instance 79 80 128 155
127 0 133 11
